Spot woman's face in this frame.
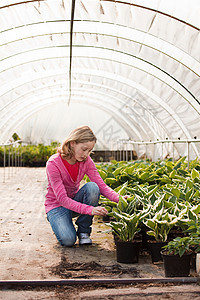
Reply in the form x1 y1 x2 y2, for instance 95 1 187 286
71 140 95 162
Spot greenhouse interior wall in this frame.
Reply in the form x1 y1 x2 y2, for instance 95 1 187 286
0 0 199 163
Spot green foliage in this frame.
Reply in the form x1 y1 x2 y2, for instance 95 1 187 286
12 132 21 141
21 142 59 166
184 218 200 253
100 157 200 245
162 236 193 257
143 206 178 242
107 196 142 242
0 141 60 167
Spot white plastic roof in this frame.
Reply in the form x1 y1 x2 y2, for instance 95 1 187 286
0 0 200 158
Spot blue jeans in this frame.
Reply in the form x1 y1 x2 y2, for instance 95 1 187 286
47 182 100 246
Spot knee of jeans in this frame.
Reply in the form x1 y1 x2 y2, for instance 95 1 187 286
59 232 77 247
86 182 100 206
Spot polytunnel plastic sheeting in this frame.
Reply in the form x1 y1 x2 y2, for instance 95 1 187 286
0 0 200 160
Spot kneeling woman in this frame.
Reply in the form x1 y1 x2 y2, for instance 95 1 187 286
45 125 121 246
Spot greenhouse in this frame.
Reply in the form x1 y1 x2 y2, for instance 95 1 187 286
0 0 200 298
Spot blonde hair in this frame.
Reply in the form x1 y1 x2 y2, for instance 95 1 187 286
58 126 97 159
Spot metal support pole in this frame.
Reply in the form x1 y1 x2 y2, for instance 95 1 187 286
116 141 119 161
11 144 14 176
18 147 20 169
8 145 10 179
130 144 132 161
15 146 17 173
145 144 147 160
117 138 200 162
3 146 6 183
153 143 156 161
20 144 23 167
1 140 23 182
187 142 190 170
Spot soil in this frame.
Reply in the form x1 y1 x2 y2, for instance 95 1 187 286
0 167 200 299
50 258 139 279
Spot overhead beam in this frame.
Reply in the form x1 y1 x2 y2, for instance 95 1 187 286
68 0 76 105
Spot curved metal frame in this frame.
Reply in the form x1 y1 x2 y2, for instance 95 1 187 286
0 48 197 140
0 63 194 142
0 0 199 156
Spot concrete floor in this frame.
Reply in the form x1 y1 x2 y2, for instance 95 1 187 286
0 167 199 299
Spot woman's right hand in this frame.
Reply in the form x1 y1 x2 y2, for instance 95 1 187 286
91 206 108 216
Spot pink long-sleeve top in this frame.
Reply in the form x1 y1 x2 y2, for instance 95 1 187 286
45 153 119 215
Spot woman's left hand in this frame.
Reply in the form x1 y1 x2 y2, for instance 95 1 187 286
91 206 108 216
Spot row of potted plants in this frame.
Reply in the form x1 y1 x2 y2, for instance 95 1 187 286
0 142 59 167
102 195 200 256
97 157 200 277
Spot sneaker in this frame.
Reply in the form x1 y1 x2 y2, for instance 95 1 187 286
79 233 92 245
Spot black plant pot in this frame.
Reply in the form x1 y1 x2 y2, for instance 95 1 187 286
190 249 197 271
148 241 167 263
161 251 192 277
102 215 110 222
115 240 141 264
168 227 185 241
141 229 149 250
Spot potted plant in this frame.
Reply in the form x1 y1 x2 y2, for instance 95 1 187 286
106 196 144 263
161 236 193 277
142 188 193 263
108 210 142 263
143 205 176 263
184 217 200 273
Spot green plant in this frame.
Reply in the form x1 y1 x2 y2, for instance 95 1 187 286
108 211 141 242
162 236 193 257
188 236 200 253
185 218 200 236
105 196 142 242
184 218 200 253
142 192 181 242
143 210 176 242
12 132 21 141
20 142 59 166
